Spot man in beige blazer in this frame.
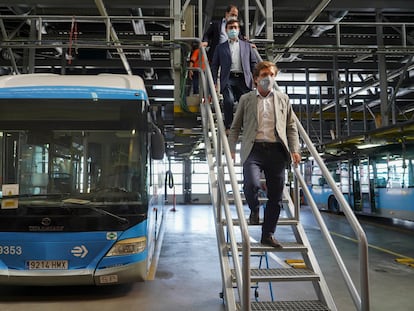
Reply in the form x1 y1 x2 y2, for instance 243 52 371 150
228 61 301 247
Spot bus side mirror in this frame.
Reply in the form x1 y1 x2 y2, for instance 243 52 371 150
318 177 326 186
151 127 165 160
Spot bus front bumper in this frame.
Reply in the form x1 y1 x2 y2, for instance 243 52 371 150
0 261 147 286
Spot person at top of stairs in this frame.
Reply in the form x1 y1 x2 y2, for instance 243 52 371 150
228 60 301 248
200 4 243 61
211 18 258 133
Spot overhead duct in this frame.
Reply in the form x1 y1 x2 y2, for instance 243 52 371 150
8 6 48 34
8 5 65 62
311 11 348 37
279 52 302 62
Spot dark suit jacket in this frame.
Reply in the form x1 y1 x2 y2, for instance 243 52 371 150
202 19 244 61
211 39 258 93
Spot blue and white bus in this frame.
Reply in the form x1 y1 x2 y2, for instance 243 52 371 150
0 74 165 285
303 143 414 222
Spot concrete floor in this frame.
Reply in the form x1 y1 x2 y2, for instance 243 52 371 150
0 204 413 311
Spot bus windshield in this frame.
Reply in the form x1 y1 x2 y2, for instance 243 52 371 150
0 99 149 232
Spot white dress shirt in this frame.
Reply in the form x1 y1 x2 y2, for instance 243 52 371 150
229 39 242 73
256 90 277 142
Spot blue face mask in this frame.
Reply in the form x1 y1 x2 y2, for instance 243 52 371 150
227 29 239 39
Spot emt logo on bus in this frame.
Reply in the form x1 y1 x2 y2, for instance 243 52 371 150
71 245 88 258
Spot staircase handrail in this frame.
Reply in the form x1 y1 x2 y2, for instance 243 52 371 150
293 113 370 311
254 45 369 310
199 46 252 311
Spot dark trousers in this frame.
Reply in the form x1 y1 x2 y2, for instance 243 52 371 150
192 71 199 94
243 142 287 238
222 75 250 129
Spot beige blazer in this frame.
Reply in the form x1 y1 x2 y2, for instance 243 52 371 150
228 90 300 164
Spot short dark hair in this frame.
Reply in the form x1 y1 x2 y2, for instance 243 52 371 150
226 19 240 29
253 61 279 79
226 5 238 13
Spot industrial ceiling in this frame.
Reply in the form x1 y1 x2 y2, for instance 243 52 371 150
0 0 414 160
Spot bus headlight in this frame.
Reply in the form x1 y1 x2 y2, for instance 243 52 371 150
106 237 146 257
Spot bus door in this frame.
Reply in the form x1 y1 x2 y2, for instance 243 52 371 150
352 158 373 213
339 161 352 205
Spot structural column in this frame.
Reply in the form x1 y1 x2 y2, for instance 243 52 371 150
376 10 389 127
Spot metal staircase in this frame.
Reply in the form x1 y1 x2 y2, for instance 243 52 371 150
205 153 335 309
198 47 370 311
231 187 335 310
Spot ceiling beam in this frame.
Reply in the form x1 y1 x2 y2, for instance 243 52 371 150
94 0 132 75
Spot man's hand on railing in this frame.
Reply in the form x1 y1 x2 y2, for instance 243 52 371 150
291 152 301 167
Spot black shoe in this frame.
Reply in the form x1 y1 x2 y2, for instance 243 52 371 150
249 211 260 225
260 236 281 248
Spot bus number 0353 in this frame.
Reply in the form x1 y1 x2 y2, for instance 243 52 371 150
0 246 23 255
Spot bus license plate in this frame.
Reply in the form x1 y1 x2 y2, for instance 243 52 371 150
27 260 68 270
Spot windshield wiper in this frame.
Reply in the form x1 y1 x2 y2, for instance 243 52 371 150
61 198 129 224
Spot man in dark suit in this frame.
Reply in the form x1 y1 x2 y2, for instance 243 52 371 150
211 19 258 131
201 4 241 61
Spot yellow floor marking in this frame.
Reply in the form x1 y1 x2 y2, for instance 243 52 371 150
321 229 414 268
328 230 413 261
285 259 307 269
395 258 414 268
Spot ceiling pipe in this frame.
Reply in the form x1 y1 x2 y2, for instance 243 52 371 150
94 0 132 75
311 10 348 37
131 8 155 79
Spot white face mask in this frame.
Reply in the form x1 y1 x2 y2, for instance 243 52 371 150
259 76 275 92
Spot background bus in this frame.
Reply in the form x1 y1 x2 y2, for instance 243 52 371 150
303 144 414 222
0 74 165 286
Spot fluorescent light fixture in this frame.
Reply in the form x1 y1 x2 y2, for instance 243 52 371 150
356 143 382 149
152 85 174 90
403 106 414 113
153 97 175 102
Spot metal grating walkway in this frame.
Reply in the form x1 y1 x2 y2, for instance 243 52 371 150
237 300 331 311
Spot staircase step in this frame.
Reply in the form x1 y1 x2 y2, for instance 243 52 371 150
224 178 266 184
224 218 299 226
231 268 319 283
226 194 289 203
227 195 268 203
233 242 308 253
237 300 330 311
